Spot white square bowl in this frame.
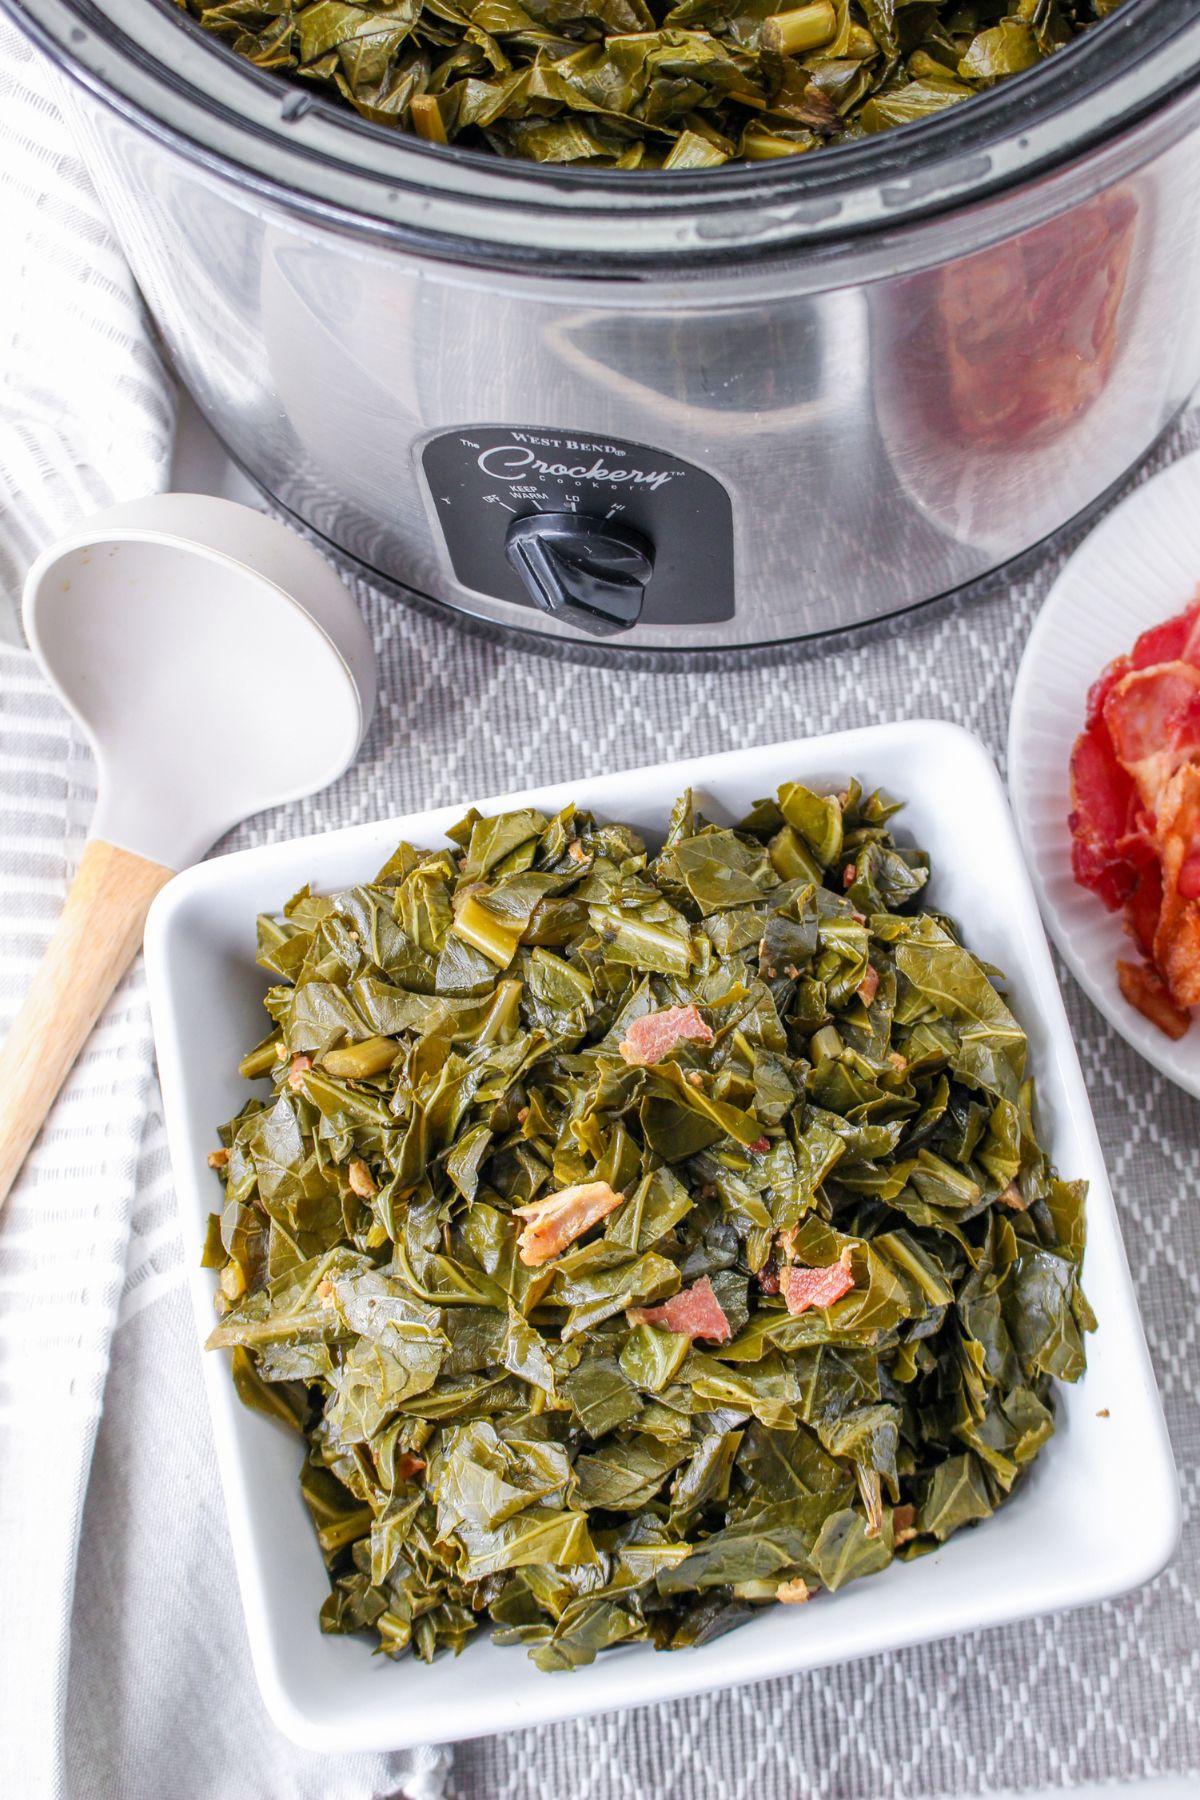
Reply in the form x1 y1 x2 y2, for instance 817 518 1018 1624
144 720 1179 1755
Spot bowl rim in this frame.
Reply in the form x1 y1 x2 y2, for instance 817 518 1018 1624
1007 448 1200 1101
16 0 1200 271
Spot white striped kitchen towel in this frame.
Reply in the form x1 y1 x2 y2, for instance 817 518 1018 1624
0 20 448 1799
0 17 175 1781
0 18 175 640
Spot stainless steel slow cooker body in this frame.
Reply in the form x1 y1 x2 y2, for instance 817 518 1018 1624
11 0 1200 653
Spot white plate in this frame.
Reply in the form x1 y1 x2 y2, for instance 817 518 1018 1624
144 722 1178 1755
1008 450 1200 1098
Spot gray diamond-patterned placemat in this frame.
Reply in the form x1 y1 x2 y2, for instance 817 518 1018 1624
225 413 1200 1800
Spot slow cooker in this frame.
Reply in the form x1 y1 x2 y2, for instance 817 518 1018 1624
8 0 1200 655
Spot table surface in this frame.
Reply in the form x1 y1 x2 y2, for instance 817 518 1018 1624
169 401 1200 1800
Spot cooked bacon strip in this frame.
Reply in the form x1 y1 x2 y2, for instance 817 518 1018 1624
1130 595 1200 672
1103 662 1200 808
1068 715 1141 910
1071 597 1200 1040
780 1254 855 1317
1080 597 1200 736
618 1004 714 1067
1124 860 1164 960
1116 960 1191 1041
628 1274 731 1344
513 1180 624 1266
287 1053 313 1091
1153 764 1200 1009
857 963 879 1006
1085 655 1131 728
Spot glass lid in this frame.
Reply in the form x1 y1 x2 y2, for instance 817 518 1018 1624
8 0 1200 268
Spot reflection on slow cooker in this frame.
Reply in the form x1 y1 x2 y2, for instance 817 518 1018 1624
870 179 1200 559
923 192 1138 451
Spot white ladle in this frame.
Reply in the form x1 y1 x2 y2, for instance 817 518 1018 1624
0 493 375 1209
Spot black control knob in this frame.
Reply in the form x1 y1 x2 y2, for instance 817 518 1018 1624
504 512 654 638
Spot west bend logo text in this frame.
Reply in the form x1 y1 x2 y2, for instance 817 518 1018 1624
477 440 679 494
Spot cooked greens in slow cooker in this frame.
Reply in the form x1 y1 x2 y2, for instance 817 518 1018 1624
203 779 1093 1670
179 0 1125 168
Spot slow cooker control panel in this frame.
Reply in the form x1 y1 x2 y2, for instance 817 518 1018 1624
421 426 734 637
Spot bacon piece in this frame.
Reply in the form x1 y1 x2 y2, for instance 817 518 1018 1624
628 1274 731 1344
892 1504 918 1546
1103 662 1200 808
1116 960 1191 1040
1085 656 1131 728
1073 600 1200 1035
1068 715 1140 910
997 1180 1028 1211
1177 687 1200 763
857 964 879 1006
1153 764 1200 1008
514 1180 624 1266
396 1453 426 1481
749 1136 771 1156
1130 595 1200 672
618 1004 714 1067
347 1157 377 1199
287 1053 313 1092
1124 860 1164 961
780 1255 855 1317
776 1577 812 1604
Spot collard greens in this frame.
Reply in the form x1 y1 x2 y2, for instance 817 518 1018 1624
205 778 1092 1670
178 0 1124 167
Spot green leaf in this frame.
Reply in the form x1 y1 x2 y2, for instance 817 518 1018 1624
895 918 1026 1102
807 1506 894 1590
657 1500 826 1593
574 1432 690 1510
778 783 843 868
619 1322 691 1392
556 1251 681 1340
453 1505 599 1579
561 1355 644 1438
916 1452 993 1541
959 20 1040 82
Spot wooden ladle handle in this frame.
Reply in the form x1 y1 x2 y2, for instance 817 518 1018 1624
0 839 174 1211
